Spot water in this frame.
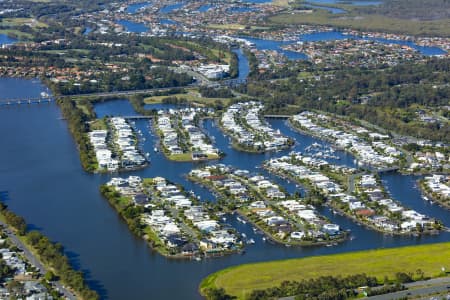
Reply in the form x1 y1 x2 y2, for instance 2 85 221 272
241 32 446 59
233 48 250 81
2 79 450 299
0 78 48 100
242 0 273 3
303 3 346 13
160 18 178 25
160 3 185 14
197 5 212 12
117 20 149 33
83 27 93 35
126 2 152 14
0 34 17 45
309 0 381 5
228 7 256 13
298 31 447 56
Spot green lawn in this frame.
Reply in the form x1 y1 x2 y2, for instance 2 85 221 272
0 18 48 28
168 153 219 162
0 29 33 40
201 242 450 299
144 89 232 106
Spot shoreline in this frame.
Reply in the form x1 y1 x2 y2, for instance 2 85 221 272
187 175 348 247
264 166 442 237
417 179 450 211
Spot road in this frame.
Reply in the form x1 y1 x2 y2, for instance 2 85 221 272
0 220 77 300
58 84 196 99
279 277 450 300
367 277 450 300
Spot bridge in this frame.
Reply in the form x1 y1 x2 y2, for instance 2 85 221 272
0 97 53 106
122 115 154 120
264 115 292 119
60 85 195 99
375 166 400 173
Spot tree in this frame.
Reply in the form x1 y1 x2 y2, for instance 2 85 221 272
45 270 57 282
204 288 236 300
7 280 25 299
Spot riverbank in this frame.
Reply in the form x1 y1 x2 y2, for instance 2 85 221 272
188 165 348 247
99 184 177 258
200 241 450 299
418 179 450 211
0 202 98 300
101 176 243 260
263 154 443 236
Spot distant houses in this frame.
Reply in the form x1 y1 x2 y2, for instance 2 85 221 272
155 107 219 161
221 101 291 152
88 117 147 172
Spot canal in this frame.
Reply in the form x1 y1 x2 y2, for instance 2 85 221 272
1 78 450 299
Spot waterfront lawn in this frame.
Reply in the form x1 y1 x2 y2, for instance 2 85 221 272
201 242 450 299
0 18 48 28
89 118 107 131
168 153 219 162
0 29 33 40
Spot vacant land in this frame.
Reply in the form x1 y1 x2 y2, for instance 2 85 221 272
269 10 450 37
201 242 450 299
144 89 232 106
0 18 48 28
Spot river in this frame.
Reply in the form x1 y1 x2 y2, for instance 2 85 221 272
0 34 17 46
1 78 449 299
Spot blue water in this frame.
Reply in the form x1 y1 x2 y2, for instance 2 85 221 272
160 18 178 25
298 31 447 56
160 3 185 14
126 2 152 14
2 79 450 300
0 78 48 100
117 20 149 33
197 4 212 12
243 0 273 2
303 3 346 13
0 34 17 45
241 32 446 59
228 7 256 13
83 27 93 35
309 0 381 5
233 48 250 81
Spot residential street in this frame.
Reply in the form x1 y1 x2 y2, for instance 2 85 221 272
0 220 77 300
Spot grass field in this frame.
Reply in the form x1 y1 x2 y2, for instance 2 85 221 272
0 18 48 28
168 153 219 162
144 89 232 106
201 242 450 299
0 29 33 40
269 11 450 37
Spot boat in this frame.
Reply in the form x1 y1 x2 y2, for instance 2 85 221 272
262 237 266 242
154 147 158 152
194 257 201 261
236 216 246 224
247 238 255 244
241 233 247 238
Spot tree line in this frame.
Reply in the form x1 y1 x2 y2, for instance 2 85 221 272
0 202 99 299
